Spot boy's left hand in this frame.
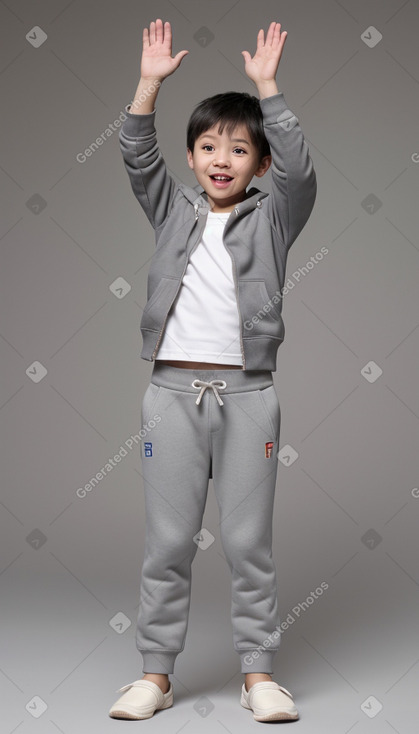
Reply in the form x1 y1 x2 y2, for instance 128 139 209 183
241 22 287 84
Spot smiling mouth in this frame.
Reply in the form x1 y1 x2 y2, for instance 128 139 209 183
209 175 234 181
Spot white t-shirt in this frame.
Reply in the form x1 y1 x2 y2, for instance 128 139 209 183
156 211 243 365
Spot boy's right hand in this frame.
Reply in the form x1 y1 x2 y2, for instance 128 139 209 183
141 19 189 82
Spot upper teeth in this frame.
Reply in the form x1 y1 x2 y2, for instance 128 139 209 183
213 176 231 180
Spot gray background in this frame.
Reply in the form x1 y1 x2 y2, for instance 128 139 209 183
1 0 418 731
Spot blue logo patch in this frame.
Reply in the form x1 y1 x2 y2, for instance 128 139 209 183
144 442 153 457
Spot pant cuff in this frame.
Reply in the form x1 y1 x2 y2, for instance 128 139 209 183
239 649 278 674
139 650 180 674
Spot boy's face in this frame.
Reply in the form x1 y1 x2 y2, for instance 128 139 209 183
186 122 271 213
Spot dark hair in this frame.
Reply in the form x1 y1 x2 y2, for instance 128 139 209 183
186 91 271 163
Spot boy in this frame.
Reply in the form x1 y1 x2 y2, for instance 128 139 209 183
109 18 316 722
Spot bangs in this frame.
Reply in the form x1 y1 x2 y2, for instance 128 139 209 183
187 91 271 160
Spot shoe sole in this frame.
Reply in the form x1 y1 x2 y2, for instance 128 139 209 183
241 697 299 721
109 699 173 719
110 709 152 720
253 710 299 721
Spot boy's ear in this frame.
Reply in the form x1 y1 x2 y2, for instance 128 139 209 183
254 154 272 178
186 148 194 169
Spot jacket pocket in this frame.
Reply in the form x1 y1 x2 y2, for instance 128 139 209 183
140 276 180 332
239 279 285 339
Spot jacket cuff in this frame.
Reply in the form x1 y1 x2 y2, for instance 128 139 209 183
259 92 290 123
121 106 157 137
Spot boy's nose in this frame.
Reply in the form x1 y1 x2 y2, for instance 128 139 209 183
213 157 231 167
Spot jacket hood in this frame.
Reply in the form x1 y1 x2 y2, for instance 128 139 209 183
177 181 269 218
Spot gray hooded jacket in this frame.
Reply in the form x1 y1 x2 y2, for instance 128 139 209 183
119 91 317 371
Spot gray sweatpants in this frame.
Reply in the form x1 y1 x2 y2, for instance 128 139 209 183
137 362 282 675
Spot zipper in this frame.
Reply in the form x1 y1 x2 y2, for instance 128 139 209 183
151 208 207 359
151 306 173 360
222 232 246 370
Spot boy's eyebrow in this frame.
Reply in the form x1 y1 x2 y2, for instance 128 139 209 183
200 133 250 145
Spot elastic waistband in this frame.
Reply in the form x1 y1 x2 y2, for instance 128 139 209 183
150 362 273 393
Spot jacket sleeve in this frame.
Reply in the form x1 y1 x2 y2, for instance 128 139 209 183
259 92 317 250
118 104 178 230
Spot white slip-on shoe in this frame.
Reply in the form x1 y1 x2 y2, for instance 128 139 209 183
109 679 173 720
240 680 299 722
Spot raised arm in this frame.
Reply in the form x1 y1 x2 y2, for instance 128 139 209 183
242 22 317 249
119 19 189 229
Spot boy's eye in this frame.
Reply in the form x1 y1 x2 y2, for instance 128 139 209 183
201 144 246 154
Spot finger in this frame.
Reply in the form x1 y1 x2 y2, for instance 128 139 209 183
174 50 189 64
143 27 150 49
276 28 287 52
266 21 276 46
273 22 282 45
257 28 264 49
150 20 155 45
155 18 163 43
163 20 172 48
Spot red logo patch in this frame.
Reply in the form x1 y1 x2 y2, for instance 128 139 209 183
265 441 274 458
